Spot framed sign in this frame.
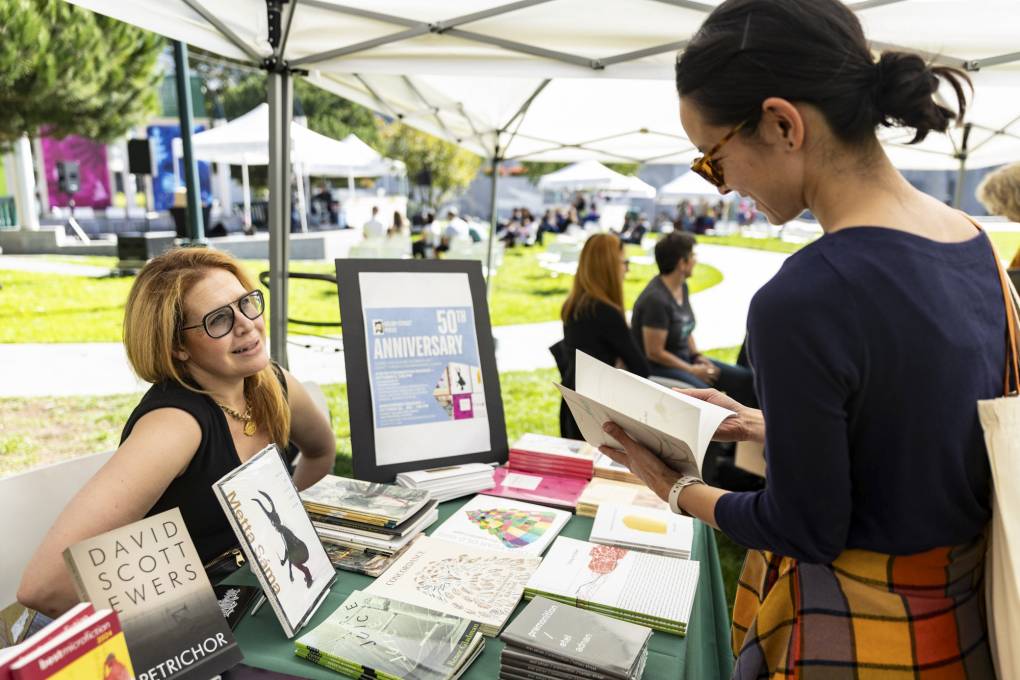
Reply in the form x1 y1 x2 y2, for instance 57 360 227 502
336 259 508 482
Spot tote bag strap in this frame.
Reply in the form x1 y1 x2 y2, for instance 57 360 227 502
968 216 1020 396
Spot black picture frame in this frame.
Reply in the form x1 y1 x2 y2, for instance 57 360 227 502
336 258 509 482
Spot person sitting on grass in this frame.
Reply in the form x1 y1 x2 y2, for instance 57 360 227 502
558 233 649 439
18 248 336 617
630 232 755 406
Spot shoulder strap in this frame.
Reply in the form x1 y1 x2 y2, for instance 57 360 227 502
967 216 1019 396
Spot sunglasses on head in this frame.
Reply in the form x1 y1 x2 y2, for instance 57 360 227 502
182 290 265 339
690 119 748 188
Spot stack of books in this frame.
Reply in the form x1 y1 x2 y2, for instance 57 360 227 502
524 536 699 636
364 535 542 637
395 462 496 502
590 503 694 559
575 477 669 517
483 433 596 510
593 451 641 484
2 604 135 680
499 596 652 680
295 590 484 680
300 474 439 575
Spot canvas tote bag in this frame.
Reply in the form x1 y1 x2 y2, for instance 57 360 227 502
977 253 1020 679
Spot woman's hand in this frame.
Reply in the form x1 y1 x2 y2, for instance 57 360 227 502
678 387 765 443
687 362 719 385
598 422 686 503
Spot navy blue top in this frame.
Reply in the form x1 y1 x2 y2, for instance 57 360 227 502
715 227 1006 563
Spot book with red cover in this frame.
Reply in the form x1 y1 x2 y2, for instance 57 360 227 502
10 609 133 680
481 466 589 511
508 435 596 480
0 604 94 680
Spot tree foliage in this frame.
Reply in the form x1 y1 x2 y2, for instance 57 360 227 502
381 123 482 210
0 0 163 146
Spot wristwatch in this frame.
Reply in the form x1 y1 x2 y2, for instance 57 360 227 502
668 475 706 517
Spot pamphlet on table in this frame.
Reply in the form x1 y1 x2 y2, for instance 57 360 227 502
395 463 496 502
63 508 243 679
430 494 570 556
524 536 699 636
213 445 335 638
558 350 734 475
590 503 694 559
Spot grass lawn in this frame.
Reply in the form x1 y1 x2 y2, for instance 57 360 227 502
0 247 722 343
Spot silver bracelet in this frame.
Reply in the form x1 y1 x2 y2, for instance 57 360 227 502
668 476 705 517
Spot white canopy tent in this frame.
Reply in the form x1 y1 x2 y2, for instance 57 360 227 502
64 0 1020 366
657 170 733 202
537 160 656 198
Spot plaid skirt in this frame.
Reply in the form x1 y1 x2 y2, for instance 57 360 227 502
731 534 994 679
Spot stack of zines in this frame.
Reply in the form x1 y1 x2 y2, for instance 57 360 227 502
300 475 438 575
575 477 668 518
294 590 484 680
590 503 694 559
499 596 651 680
593 451 641 484
523 536 699 636
395 462 496 502
483 433 596 511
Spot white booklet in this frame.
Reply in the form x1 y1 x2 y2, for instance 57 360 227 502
590 503 694 558
557 350 735 474
212 444 336 638
430 494 570 556
363 535 541 636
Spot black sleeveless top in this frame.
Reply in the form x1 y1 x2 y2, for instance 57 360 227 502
121 371 295 564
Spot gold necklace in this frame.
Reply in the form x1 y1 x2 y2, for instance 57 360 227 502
217 402 257 436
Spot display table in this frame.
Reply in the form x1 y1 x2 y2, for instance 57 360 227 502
227 497 734 679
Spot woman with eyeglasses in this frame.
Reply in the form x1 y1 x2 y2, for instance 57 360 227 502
17 248 336 617
599 0 1003 677
558 233 649 439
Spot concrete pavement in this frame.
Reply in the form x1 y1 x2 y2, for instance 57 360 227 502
0 244 787 397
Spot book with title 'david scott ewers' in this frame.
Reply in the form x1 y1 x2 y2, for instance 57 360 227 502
213 444 336 638
62 508 243 680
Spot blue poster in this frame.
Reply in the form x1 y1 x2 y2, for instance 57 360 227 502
365 306 485 430
146 124 212 211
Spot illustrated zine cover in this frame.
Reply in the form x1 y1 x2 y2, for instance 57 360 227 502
213 445 335 638
300 474 431 526
9 609 134 680
430 494 570 556
63 508 243 680
295 590 483 680
363 536 541 636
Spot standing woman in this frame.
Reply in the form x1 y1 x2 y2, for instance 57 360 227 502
18 248 336 617
599 0 1003 676
559 233 649 439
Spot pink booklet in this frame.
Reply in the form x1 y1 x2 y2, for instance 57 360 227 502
481 466 589 511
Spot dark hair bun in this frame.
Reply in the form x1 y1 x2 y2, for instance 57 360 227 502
873 51 970 144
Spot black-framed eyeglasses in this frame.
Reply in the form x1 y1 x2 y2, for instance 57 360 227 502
181 290 265 339
690 119 748 188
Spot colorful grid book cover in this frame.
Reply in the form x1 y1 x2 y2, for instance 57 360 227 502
63 508 242 680
430 494 570 555
214 445 336 638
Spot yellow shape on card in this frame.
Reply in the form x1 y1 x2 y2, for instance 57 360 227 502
622 514 667 534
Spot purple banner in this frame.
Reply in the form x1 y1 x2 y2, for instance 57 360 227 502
40 134 112 209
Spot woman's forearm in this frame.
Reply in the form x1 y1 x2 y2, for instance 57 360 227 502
292 449 335 490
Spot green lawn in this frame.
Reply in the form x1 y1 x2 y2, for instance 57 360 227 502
702 230 1020 260
0 247 722 343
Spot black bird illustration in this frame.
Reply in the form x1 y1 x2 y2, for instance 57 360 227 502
252 490 313 587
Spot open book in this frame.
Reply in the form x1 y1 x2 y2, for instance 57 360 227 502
556 350 735 475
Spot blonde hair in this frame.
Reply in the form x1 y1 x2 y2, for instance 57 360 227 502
561 233 626 322
123 248 290 447
977 162 1020 223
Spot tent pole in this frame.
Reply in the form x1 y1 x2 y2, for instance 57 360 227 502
484 152 500 290
172 40 205 244
951 123 972 210
295 161 309 233
241 162 252 230
268 68 293 369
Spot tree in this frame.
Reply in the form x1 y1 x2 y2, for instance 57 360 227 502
382 123 482 210
0 0 163 147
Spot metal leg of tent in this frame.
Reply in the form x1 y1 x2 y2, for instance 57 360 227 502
484 153 500 290
294 162 309 233
241 162 252 230
173 40 205 244
268 69 293 368
951 123 972 210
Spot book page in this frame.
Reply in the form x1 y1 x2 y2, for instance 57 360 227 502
590 503 694 555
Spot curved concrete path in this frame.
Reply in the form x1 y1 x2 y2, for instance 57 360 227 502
0 245 788 397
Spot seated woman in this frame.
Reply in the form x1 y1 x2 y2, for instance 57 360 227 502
559 233 649 439
17 248 336 617
630 232 756 406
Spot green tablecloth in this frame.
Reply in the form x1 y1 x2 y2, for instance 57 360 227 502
227 498 734 679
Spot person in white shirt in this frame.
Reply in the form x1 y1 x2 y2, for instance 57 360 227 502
362 206 386 239
443 208 472 243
